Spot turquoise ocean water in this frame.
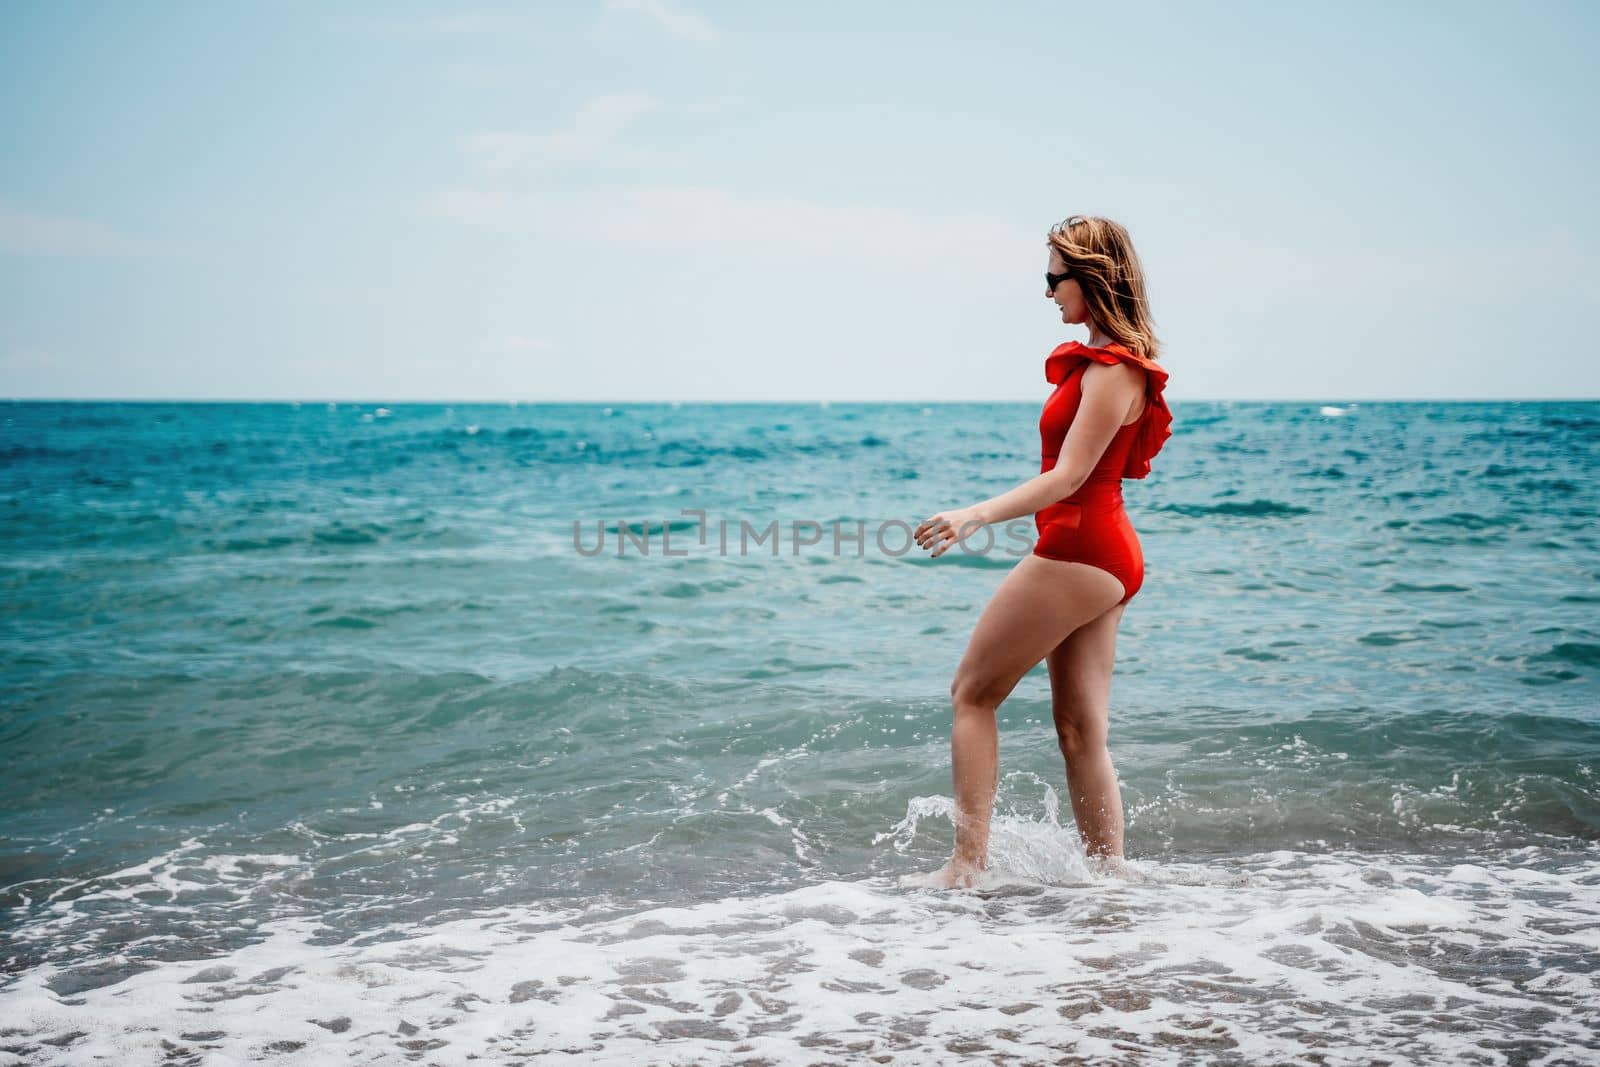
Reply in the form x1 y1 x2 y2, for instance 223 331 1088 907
2 397 1597 1064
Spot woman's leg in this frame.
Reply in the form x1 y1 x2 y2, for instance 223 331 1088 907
937 555 1124 886
1045 601 1127 859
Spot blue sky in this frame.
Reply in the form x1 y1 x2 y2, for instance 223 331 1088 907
2 0 1596 401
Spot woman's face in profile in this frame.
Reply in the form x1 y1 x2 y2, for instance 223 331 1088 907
1046 249 1088 328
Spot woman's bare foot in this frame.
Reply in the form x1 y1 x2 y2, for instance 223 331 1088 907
900 856 988 890
1087 852 1143 882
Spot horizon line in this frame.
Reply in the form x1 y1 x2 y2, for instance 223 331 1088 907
4 396 1598 405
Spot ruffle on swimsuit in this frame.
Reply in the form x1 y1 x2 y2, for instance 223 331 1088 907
1043 340 1173 479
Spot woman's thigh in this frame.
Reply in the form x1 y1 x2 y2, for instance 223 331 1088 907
952 555 1125 710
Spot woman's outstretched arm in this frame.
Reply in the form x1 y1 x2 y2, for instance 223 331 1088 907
915 361 1143 556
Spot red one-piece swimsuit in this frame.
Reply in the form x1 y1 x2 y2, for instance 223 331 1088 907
1032 340 1173 604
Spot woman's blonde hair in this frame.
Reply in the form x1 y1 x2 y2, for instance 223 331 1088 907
1047 215 1160 362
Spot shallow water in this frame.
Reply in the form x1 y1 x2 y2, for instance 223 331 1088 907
2 398 1597 1064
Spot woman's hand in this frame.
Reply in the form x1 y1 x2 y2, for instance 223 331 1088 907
914 506 986 558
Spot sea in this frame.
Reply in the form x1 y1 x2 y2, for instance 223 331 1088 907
1 397 1597 1066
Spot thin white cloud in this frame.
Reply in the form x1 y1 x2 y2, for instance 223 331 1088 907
463 92 662 173
0 201 153 257
0 346 56 374
442 61 524 88
324 12 537 38
605 0 718 44
499 335 554 353
1162 225 1596 297
431 182 1029 260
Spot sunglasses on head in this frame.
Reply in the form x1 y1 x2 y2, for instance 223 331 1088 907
1046 215 1089 290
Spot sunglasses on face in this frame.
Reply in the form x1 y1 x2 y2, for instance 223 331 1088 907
1046 269 1072 291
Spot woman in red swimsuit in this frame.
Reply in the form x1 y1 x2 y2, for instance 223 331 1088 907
912 214 1173 889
